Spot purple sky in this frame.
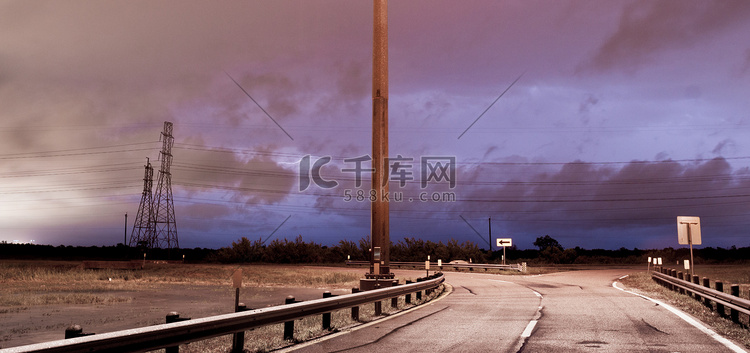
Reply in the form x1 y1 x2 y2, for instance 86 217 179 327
2 1 750 251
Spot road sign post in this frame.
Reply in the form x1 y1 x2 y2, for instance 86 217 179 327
677 216 701 277
496 238 512 266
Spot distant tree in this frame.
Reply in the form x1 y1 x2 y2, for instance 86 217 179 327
231 237 263 262
336 239 364 261
533 235 563 251
358 236 371 260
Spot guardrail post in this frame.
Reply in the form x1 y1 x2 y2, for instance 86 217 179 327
232 303 249 353
322 291 333 330
166 312 190 353
405 280 412 304
730 285 740 324
677 272 685 295
702 277 712 308
351 288 360 321
416 278 423 301
373 282 382 316
715 281 726 318
284 296 296 341
64 324 92 339
390 283 399 308
692 275 701 301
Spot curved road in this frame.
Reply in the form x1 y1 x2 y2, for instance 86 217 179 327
290 269 745 353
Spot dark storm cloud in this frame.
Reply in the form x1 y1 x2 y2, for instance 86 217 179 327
588 0 750 72
442 157 750 248
172 145 296 206
712 139 737 155
741 49 750 75
578 95 599 115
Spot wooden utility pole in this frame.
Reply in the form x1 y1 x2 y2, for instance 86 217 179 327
365 0 394 285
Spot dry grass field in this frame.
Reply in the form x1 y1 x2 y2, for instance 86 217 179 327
0 260 441 352
0 261 365 307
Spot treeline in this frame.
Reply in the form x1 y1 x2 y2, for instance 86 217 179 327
0 242 214 262
206 236 486 264
1 237 749 265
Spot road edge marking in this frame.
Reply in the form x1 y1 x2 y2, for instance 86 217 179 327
279 282 454 352
612 280 747 353
520 319 537 338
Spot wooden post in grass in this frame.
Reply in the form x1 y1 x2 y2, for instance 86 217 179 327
284 296 296 341
166 312 190 353
405 280 412 304
702 277 712 308
730 285 740 324
715 281 726 317
692 275 701 302
351 288 360 321
64 325 90 339
322 291 332 330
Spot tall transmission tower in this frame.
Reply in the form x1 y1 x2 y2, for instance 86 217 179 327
151 121 178 249
129 158 155 248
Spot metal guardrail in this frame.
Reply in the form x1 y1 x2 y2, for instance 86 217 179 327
651 270 750 316
1 273 445 353
346 260 523 272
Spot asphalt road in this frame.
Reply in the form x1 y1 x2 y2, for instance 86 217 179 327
290 269 745 353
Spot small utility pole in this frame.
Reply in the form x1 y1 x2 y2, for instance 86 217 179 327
124 213 128 245
488 217 492 252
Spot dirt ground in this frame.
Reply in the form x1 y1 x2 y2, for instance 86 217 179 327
0 266 367 350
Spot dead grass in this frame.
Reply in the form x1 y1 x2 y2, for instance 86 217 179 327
0 261 361 308
620 271 750 349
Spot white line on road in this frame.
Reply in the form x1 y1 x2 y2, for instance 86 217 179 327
280 283 455 352
521 320 537 338
612 281 747 353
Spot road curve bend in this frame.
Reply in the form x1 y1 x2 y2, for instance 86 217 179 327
289 269 746 353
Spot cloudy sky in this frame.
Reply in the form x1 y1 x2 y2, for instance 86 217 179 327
2 0 750 251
